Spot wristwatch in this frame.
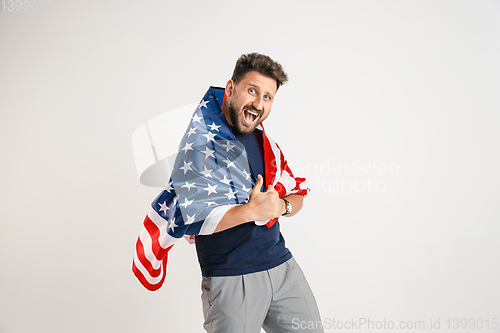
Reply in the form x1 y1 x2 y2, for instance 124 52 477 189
282 198 292 216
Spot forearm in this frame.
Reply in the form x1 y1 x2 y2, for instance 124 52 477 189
214 194 305 233
213 174 306 233
214 203 255 233
281 194 304 217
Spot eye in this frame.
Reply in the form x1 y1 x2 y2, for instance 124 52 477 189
264 95 271 101
249 88 256 94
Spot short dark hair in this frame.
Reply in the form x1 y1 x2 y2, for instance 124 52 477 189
231 53 288 90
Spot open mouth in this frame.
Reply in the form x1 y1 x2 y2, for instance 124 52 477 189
243 109 259 126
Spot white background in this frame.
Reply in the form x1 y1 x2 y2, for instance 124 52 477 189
1 1 499 332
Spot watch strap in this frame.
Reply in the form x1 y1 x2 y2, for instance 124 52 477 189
282 198 292 216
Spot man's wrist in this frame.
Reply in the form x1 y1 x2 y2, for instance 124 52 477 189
281 198 292 216
241 201 256 222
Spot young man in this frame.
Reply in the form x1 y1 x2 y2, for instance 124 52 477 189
133 53 323 332
196 53 323 333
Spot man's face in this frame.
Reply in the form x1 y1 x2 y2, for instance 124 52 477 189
225 71 277 135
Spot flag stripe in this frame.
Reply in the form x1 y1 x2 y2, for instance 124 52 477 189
199 204 236 235
138 224 161 270
132 252 168 291
260 124 282 186
135 236 162 277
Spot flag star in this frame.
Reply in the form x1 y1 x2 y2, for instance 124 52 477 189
172 195 178 206
203 131 216 143
208 122 220 131
224 189 238 200
200 165 213 178
204 201 217 206
182 181 196 191
165 181 173 193
202 146 215 159
192 113 203 123
185 214 196 225
223 158 235 169
241 185 251 192
158 201 169 215
168 217 178 232
180 161 192 174
221 175 233 185
181 142 194 154
180 197 194 208
198 100 209 109
242 169 251 180
222 140 236 152
203 183 218 195
186 127 197 137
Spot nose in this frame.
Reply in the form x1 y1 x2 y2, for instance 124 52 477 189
251 96 263 112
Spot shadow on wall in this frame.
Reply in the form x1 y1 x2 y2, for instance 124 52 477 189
132 103 197 187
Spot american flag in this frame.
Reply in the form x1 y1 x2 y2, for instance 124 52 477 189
133 87 309 291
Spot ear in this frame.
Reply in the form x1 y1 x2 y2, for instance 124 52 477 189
225 79 235 98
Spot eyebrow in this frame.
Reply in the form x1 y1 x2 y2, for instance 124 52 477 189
248 82 275 98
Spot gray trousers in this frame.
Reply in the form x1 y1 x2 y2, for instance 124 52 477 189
201 257 324 333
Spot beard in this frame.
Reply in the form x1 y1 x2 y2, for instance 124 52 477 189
228 99 262 135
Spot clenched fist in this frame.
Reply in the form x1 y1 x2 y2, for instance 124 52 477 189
246 174 285 221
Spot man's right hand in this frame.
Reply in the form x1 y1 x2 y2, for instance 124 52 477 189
246 174 286 221
214 174 285 233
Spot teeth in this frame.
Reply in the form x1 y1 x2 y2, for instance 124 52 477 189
247 110 258 116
